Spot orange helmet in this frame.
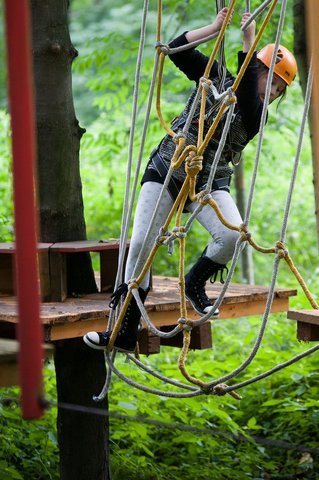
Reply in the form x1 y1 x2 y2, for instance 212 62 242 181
257 44 297 86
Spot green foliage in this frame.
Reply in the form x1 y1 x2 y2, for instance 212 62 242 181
105 315 319 479
2 318 319 479
0 366 59 480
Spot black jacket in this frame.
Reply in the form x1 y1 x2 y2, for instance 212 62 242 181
142 32 264 190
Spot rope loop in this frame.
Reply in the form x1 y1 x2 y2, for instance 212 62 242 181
199 76 212 92
198 192 212 206
155 227 170 245
275 240 289 258
155 41 170 55
173 131 187 143
185 150 203 177
155 236 167 245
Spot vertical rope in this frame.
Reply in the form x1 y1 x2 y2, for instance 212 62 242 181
115 0 150 291
244 0 286 226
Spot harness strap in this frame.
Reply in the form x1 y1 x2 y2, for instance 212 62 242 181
150 150 231 200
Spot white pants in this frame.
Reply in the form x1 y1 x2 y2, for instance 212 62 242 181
125 182 242 290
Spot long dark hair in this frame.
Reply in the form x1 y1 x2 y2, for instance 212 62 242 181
257 60 287 107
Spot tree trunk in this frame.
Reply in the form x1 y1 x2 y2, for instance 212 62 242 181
31 0 97 293
31 1 110 478
55 339 111 480
293 0 319 244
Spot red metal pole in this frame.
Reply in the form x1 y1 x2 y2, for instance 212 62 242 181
4 0 44 419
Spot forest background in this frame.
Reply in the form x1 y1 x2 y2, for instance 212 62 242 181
1 1 319 479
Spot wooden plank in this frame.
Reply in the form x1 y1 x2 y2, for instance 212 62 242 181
287 309 319 325
39 250 52 301
100 245 129 293
296 323 319 342
0 254 14 294
49 251 68 302
47 297 291 342
49 239 122 252
287 309 319 342
0 246 52 300
47 240 129 299
0 296 108 324
48 317 108 341
152 277 296 305
137 329 161 355
0 285 294 326
160 322 212 350
146 298 290 327
0 277 297 343
0 242 52 253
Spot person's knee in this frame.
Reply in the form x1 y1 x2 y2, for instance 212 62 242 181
214 228 240 251
206 228 241 263
225 228 241 250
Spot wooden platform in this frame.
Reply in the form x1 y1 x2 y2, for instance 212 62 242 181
0 239 129 302
287 309 319 341
0 277 297 346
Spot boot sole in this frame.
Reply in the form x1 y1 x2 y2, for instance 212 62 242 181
186 296 219 317
83 334 136 354
83 335 108 351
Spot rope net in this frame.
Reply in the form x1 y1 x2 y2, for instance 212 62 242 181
94 0 318 402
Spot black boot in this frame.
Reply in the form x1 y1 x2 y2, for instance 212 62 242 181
83 283 149 352
185 249 228 316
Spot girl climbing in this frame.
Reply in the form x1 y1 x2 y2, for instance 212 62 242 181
84 8 297 352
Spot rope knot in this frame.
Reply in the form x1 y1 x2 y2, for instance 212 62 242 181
275 241 288 258
172 226 187 238
200 385 213 395
239 223 251 242
199 76 212 92
212 383 227 396
127 279 139 291
224 87 236 106
155 41 169 55
178 317 193 331
185 151 203 177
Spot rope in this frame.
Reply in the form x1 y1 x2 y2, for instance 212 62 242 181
116 0 150 295
93 0 319 403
